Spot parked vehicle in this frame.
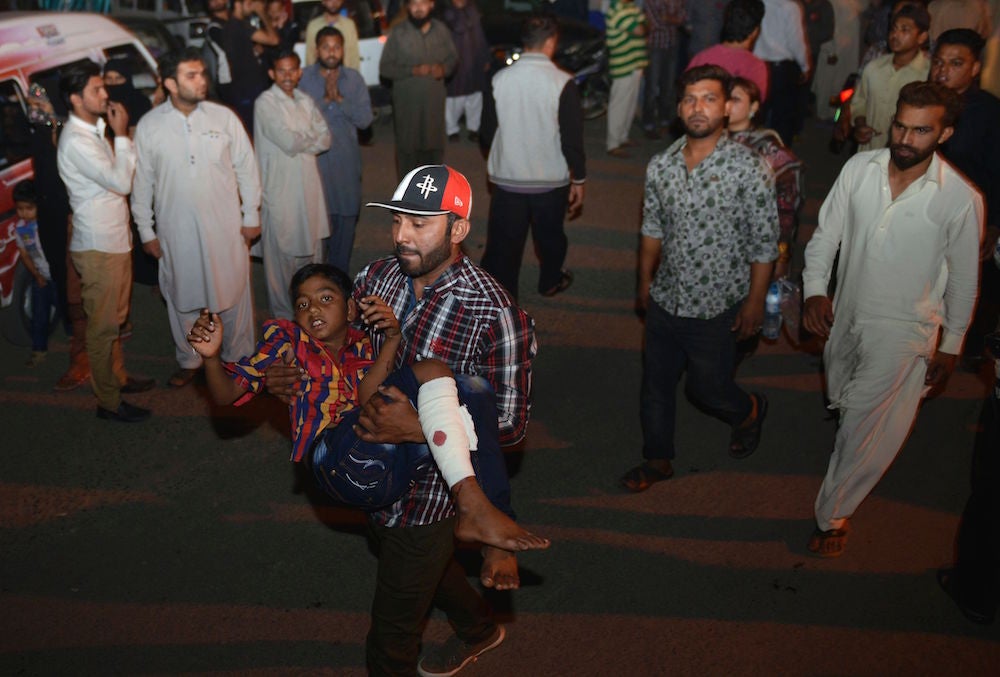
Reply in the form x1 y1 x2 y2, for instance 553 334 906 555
0 12 160 346
483 12 610 119
115 14 187 57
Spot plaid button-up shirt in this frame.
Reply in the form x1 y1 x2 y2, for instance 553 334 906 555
644 0 686 50
355 255 537 527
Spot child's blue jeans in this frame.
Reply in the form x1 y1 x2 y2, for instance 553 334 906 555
30 278 56 352
310 365 514 518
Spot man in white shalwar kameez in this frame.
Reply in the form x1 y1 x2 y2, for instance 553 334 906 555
254 51 331 320
132 48 262 387
802 81 983 557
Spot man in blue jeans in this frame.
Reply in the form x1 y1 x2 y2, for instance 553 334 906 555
621 65 777 492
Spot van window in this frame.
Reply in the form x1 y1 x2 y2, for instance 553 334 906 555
103 44 160 99
0 81 31 171
28 58 98 120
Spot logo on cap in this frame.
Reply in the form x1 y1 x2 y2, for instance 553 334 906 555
416 174 438 200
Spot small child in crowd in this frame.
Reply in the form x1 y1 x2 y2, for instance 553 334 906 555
187 263 549 552
12 180 56 367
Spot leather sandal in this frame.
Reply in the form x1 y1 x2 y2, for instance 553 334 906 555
807 526 849 558
620 461 674 493
729 393 767 459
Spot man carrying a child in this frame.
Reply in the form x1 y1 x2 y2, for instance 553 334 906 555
267 165 537 676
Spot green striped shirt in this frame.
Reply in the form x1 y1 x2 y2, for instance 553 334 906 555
605 2 648 79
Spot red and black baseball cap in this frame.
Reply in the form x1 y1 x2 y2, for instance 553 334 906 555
366 164 472 220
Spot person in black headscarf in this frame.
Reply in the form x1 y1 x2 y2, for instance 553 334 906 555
103 58 158 291
103 57 153 137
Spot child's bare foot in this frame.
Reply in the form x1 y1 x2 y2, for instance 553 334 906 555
452 477 550 552
481 546 519 590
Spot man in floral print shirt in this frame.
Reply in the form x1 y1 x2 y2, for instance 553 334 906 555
621 64 779 493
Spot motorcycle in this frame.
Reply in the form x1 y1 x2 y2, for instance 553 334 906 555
487 23 610 120
559 35 610 120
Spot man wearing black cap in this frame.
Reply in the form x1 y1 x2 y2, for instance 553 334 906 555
268 165 536 676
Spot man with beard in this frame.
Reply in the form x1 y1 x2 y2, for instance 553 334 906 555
132 48 262 388
299 26 373 273
265 165 537 675
620 65 777 493
930 28 1000 371
304 0 360 70
379 0 457 177
802 81 983 558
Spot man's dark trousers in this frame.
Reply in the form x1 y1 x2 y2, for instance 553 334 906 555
366 515 496 675
640 300 754 460
762 60 802 146
481 184 570 300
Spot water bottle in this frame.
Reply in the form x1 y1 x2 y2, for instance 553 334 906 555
762 281 782 340
778 278 802 340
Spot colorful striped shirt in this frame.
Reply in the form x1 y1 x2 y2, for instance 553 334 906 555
226 320 374 462
605 1 648 79
354 255 537 528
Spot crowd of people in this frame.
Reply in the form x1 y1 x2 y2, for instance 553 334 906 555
9 0 1000 673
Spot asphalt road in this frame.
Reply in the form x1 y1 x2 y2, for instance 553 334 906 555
1 111 998 676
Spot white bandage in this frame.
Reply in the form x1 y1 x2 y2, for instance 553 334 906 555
416 377 477 488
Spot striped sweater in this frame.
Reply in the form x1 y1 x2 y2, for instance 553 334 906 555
605 1 648 79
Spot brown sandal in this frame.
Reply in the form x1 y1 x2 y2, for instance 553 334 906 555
807 526 849 558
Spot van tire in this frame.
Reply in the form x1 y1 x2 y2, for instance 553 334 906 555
1 266 61 347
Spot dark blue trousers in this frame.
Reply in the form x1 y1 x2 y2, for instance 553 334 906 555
640 300 753 460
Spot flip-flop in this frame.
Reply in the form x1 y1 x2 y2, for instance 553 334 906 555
620 461 674 493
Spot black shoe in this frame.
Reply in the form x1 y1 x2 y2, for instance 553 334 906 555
540 270 573 297
120 376 156 394
938 568 996 625
467 131 479 142
96 400 151 423
448 133 460 142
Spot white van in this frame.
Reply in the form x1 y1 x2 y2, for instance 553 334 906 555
0 12 160 345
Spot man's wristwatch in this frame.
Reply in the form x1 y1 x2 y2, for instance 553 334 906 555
777 241 791 263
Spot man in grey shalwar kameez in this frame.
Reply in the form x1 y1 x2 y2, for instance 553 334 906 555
379 0 457 178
